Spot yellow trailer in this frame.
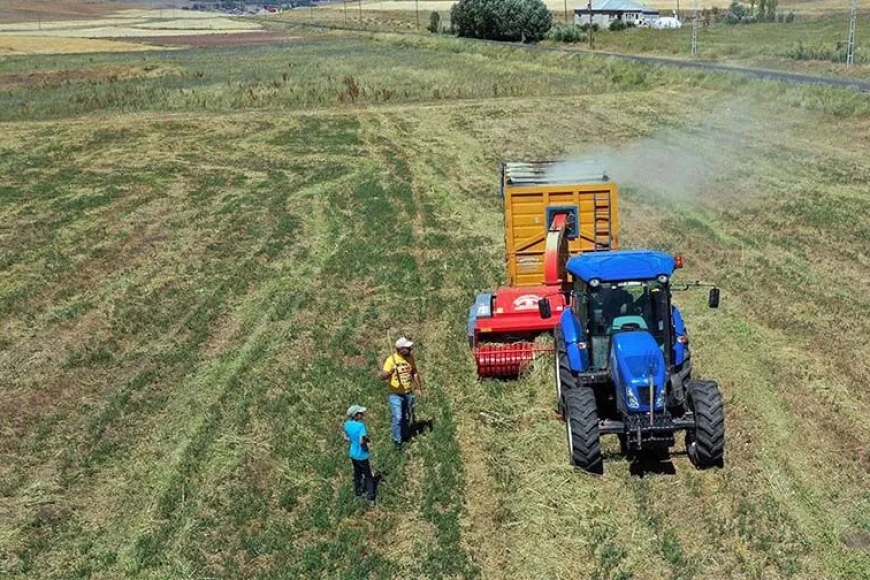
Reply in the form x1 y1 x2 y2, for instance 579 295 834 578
501 161 619 287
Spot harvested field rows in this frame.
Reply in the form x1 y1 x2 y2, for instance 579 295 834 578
1 27 869 580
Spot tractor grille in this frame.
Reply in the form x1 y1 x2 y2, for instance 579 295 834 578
636 386 651 406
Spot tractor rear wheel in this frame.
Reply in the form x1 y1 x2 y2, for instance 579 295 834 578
554 327 579 419
685 380 725 469
564 387 603 474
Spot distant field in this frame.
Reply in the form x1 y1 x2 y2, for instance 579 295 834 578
0 8 265 54
1 27 870 579
0 35 171 56
0 0 150 23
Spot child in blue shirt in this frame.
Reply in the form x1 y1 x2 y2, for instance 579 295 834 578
343 405 376 506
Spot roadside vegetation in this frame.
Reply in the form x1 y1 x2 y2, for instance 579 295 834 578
271 7 869 80
1 20 870 580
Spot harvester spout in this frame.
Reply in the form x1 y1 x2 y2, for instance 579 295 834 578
543 213 572 287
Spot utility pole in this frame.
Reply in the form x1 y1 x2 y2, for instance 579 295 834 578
358 0 363 22
564 0 569 24
415 0 420 28
846 0 858 66
691 0 699 57
588 0 594 48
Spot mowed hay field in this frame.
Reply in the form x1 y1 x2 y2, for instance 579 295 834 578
2 28 870 579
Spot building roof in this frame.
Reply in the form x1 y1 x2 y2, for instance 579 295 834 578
575 0 658 13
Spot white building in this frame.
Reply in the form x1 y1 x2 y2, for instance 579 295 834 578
574 0 660 28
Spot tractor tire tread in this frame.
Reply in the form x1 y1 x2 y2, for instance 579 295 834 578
564 387 603 475
688 380 725 469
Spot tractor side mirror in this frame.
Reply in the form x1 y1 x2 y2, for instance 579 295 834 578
708 287 720 309
538 297 552 319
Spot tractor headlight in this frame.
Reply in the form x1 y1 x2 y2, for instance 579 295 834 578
625 387 640 409
589 278 601 288
657 274 669 284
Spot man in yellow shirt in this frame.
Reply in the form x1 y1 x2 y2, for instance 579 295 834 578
379 337 423 451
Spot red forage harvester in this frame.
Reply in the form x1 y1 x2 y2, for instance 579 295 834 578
467 161 619 378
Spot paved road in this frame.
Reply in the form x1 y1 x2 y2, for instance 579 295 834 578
504 41 870 92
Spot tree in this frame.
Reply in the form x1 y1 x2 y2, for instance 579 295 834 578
428 11 442 33
766 0 778 22
451 0 552 42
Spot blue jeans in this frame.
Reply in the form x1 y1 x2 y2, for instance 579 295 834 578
389 392 415 444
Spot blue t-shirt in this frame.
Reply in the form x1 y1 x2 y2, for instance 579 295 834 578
344 420 369 460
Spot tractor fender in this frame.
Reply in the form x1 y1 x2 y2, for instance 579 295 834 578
672 305 688 367
559 309 589 373
467 292 493 347
669 361 692 408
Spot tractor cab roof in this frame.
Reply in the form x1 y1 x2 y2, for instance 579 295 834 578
566 249 676 283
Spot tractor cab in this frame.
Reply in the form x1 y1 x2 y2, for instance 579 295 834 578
578 278 672 372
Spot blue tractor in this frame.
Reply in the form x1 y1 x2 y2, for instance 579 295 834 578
537 249 725 474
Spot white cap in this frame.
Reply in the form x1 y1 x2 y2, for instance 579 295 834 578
395 337 414 349
347 405 367 417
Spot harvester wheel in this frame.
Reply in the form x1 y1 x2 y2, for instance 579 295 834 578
685 380 725 469
554 328 578 419
564 387 603 475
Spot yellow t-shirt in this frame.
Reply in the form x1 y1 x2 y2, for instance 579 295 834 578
383 353 417 394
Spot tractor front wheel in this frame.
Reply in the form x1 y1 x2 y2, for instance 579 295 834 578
564 387 603 475
685 380 725 469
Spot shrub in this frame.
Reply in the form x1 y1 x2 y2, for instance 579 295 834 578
723 0 755 24
548 24 585 42
450 0 553 42
427 11 442 33
609 19 627 31
784 41 856 63
785 11 794 23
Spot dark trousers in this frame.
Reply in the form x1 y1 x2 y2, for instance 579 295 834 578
351 458 376 501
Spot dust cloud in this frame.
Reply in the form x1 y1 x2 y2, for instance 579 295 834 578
547 99 762 203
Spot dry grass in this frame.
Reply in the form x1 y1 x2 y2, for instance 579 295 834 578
0 35 168 55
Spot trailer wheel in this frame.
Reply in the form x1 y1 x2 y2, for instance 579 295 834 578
564 387 603 475
554 327 578 419
685 380 725 469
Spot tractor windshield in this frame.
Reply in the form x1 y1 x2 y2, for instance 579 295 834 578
579 280 671 368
